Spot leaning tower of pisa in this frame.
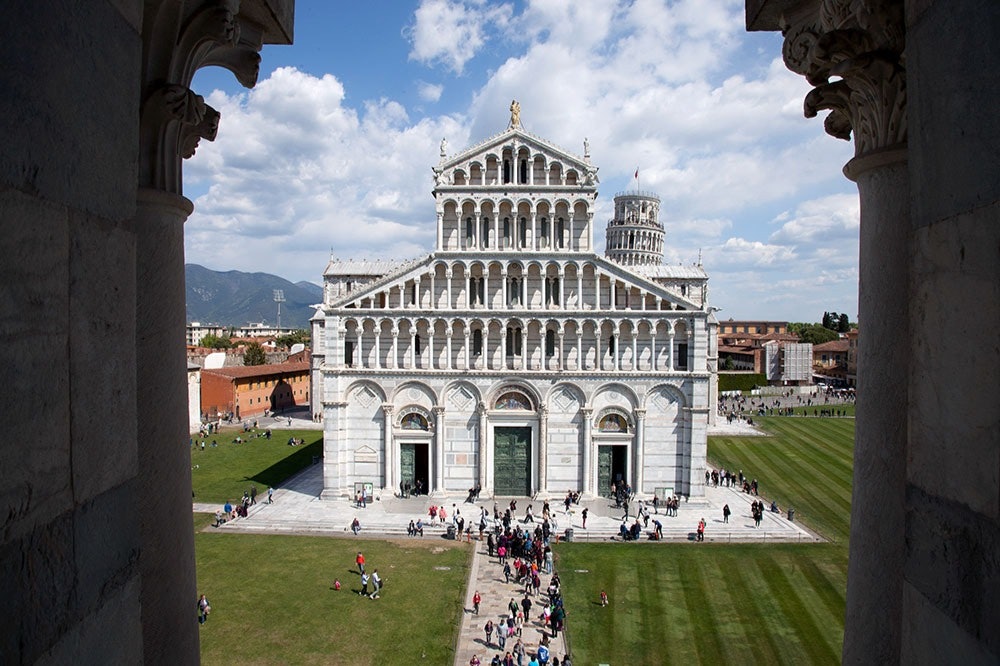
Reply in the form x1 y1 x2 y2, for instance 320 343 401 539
604 189 664 266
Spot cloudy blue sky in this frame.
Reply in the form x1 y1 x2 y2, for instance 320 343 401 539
185 0 859 323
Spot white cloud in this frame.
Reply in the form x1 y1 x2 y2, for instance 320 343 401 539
417 80 444 102
406 0 514 74
184 2 861 321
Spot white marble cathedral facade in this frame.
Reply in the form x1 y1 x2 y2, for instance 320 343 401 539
313 108 717 500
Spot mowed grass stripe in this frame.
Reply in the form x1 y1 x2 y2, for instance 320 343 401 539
698 555 766 664
719 550 789 663
795 548 850 624
759 556 841 665
679 557 727 663
716 443 845 532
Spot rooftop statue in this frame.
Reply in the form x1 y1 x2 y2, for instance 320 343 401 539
509 99 521 128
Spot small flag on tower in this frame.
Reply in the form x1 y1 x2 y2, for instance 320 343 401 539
634 168 639 179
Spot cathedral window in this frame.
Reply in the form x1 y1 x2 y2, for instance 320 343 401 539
415 334 422 355
503 217 510 247
598 413 628 432
494 390 532 410
473 329 483 355
519 217 527 247
519 159 527 184
540 218 548 241
411 284 417 305
676 343 688 370
545 330 556 357
344 340 354 367
506 327 522 355
401 413 429 431
482 218 490 247
556 218 565 248
466 217 473 239
503 159 511 184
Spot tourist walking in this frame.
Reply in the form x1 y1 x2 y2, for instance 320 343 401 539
472 590 481 615
356 551 365 574
197 594 210 624
369 569 381 599
723 503 731 524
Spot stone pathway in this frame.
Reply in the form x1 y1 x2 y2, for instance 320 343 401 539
454 543 569 666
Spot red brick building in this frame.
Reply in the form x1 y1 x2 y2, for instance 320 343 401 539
201 361 311 419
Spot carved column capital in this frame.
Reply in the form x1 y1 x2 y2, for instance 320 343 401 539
381 403 394 415
780 0 906 158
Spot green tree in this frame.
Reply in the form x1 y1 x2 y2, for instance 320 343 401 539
200 334 232 349
243 341 267 366
821 311 832 329
275 329 311 349
796 324 840 345
838 313 850 332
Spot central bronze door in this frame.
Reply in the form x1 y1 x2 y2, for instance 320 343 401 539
493 426 531 495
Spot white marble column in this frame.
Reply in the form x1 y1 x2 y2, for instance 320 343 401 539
445 269 452 309
667 332 674 370
538 405 548 493
428 331 435 370
410 329 416 368
651 327 657 371
631 332 638 371
576 332 583 371
374 329 381 369
581 407 593 495
446 330 453 370
558 270 565 307
477 403 488 492
501 269 508 307
634 409 646 494
433 406 446 492
613 332 620 371
382 404 395 491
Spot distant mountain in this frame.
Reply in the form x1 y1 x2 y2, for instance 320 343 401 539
185 264 322 329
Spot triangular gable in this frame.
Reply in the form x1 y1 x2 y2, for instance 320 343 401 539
588 255 702 311
327 254 433 308
441 127 591 174
328 250 701 312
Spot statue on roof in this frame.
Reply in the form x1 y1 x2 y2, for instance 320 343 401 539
509 99 521 128
439 137 447 157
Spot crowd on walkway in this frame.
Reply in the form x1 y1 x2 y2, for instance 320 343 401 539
467 500 572 666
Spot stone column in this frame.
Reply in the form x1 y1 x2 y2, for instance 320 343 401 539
464 328 470 370
557 329 565 371
634 409 646 494
446 329 453 370
501 268 508 307
651 326 657 371
581 407 593 495
433 406 446 492
409 329 416 368
428 329 435 370
135 189 198 662
576 269 583 309
530 212 537 251
374 328 381 369
500 326 508 370
631 332 638 371
576 332 583 371
772 6 908 662
382 404 395 491
521 273 528 309
538 405 549 494
594 331 602 371
558 269 565 307
436 212 443 249
667 331 674 370
594 270 601 309
445 269 452 309
477 403 489 492
612 331 620 372
391 326 399 369
429 271 436 309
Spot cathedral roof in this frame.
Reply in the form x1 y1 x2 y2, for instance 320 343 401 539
324 258 416 277
439 126 592 175
633 264 708 279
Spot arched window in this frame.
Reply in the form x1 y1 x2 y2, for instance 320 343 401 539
401 413 429 430
503 159 511 184
495 390 532 410
519 217 527 247
519 159 528 183
503 217 510 247
414 334 422 355
482 217 490 247
556 218 565 248
473 329 483 355
598 413 628 432
465 216 473 239
545 329 555 356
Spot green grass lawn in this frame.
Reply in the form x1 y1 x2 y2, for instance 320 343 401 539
195 516 471 666
556 415 855 665
191 429 323 505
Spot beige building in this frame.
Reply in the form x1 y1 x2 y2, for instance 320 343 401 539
313 113 717 501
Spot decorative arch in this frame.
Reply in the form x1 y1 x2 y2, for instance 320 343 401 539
396 404 433 431
592 382 640 410
391 380 437 408
487 381 541 412
345 380 387 405
644 383 688 410
594 407 633 433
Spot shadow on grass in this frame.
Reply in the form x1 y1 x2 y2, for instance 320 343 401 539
243 437 322 488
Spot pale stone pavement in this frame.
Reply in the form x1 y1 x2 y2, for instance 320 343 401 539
454 543 568 666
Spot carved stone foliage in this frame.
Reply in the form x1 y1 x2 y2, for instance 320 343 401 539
141 0 267 193
780 0 906 156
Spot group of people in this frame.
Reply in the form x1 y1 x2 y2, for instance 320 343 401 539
215 486 273 526
351 551 383 600
468 507 572 666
